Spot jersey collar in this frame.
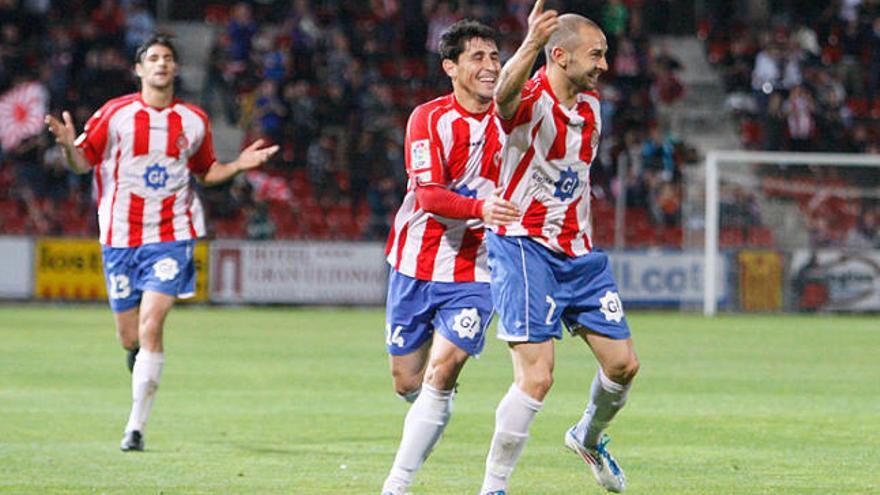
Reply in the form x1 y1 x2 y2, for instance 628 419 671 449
451 93 493 120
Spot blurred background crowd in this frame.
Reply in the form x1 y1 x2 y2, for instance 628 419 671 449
0 0 877 248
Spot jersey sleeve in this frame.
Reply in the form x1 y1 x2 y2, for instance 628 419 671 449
405 105 448 187
415 184 484 219
498 80 539 135
187 112 216 175
73 102 115 167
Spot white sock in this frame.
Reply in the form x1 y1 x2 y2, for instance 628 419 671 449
574 368 630 447
480 384 543 493
124 350 164 433
383 384 454 492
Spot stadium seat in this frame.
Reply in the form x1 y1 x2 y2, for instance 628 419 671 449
746 226 773 247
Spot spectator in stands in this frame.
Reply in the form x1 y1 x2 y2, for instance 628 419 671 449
784 84 816 151
124 1 155 58
201 33 239 125
90 0 126 47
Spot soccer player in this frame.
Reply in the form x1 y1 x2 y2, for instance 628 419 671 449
45 34 278 452
381 20 521 495
478 2 639 494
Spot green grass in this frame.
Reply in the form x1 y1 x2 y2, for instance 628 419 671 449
1 305 878 494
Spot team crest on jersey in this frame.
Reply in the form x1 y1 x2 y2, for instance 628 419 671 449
176 133 189 152
144 163 169 190
452 184 477 199
553 167 580 201
599 291 624 323
452 308 481 339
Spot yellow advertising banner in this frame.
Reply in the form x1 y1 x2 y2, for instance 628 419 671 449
739 250 783 311
34 238 209 302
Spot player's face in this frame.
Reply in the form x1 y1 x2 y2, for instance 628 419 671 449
565 27 608 91
135 44 177 91
449 37 501 103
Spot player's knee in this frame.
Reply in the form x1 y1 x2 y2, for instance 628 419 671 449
423 354 466 390
115 325 139 349
391 371 423 400
522 371 553 398
605 355 640 385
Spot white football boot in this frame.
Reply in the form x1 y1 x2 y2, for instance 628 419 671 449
564 427 626 492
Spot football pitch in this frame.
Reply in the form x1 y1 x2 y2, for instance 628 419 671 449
1 305 878 494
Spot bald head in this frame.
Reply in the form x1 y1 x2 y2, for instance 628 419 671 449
544 14 602 64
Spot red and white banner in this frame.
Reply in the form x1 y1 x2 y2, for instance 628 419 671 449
210 241 387 304
0 82 48 151
790 250 880 312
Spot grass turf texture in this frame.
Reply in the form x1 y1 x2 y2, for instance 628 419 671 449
1 305 878 494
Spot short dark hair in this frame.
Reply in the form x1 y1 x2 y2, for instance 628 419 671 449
438 20 498 62
135 33 178 64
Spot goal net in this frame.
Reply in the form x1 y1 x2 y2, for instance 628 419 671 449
695 150 880 316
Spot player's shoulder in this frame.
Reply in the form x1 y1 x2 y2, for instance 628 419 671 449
411 94 455 119
84 93 138 130
579 89 601 101
407 94 455 133
95 93 139 116
174 99 210 121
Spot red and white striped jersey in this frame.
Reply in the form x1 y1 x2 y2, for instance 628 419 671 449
385 94 503 282
75 93 216 247
495 67 601 257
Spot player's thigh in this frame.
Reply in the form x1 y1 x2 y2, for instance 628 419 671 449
385 269 437 355
102 245 143 314
487 233 562 342
509 339 556 400
137 290 176 350
431 281 493 357
561 251 631 341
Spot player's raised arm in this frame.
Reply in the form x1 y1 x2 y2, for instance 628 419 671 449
494 0 558 119
45 111 91 174
199 138 279 185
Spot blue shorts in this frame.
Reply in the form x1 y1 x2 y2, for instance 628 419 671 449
385 268 493 356
487 232 630 343
101 240 196 313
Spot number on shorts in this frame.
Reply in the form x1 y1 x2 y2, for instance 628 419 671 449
385 324 405 348
545 295 557 325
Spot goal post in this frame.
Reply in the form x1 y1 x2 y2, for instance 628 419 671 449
703 150 880 316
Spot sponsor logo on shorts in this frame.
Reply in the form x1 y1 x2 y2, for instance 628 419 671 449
599 290 624 323
452 308 481 339
153 257 180 282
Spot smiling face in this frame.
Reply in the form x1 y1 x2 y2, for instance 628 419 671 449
443 37 501 107
557 25 609 92
135 44 177 91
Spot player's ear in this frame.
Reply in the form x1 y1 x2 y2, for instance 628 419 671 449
551 46 568 69
442 58 457 79
134 63 144 78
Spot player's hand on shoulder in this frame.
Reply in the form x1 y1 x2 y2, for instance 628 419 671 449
482 186 521 227
525 0 559 49
237 138 280 171
44 111 77 148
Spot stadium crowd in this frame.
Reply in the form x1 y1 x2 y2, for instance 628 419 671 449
0 0 698 246
702 0 880 248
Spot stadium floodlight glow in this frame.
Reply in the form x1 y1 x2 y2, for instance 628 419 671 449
703 150 880 316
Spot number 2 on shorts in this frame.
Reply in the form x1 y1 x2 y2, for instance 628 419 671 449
545 295 556 325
